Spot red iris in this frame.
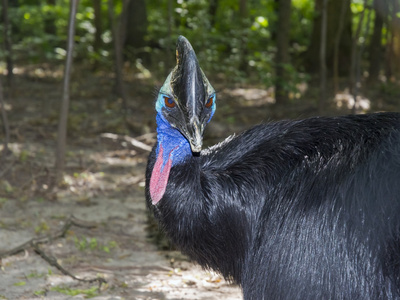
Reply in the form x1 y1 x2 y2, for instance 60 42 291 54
164 96 175 108
205 96 213 108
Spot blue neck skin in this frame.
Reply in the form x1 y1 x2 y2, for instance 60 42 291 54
156 113 192 168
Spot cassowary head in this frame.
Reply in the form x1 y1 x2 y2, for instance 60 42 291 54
155 36 216 153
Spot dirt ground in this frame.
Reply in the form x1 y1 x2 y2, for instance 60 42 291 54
0 68 271 300
0 66 398 300
0 143 242 300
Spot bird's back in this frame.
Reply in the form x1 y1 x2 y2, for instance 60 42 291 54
229 113 400 299
147 112 400 299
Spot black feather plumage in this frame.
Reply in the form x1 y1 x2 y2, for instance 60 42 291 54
146 112 400 299
146 35 400 300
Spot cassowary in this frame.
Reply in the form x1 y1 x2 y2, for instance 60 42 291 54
145 36 400 299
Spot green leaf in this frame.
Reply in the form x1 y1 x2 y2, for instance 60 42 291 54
50 286 98 298
256 16 268 28
13 281 26 286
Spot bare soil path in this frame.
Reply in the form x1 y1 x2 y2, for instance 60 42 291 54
0 73 245 299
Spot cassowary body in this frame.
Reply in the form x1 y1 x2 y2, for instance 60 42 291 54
145 36 400 299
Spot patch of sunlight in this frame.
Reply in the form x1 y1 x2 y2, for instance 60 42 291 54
252 16 269 31
224 87 275 106
0 101 12 111
135 59 151 79
138 265 242 300
90 150 142 167
0 143 22 155
12 66 64 79
334 89 371 112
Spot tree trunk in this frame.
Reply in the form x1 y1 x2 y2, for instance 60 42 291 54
352 0 373 113
2 0 13 86
239 0 247 18
54 0 79 184
108 0 127 114
390 0 400 77
0 77 10 156
209 0 219 28
349 0 369 113
333 0 348 93
275 0 292 105
319 0 328 114
124 0 148 58
367 0 384 84
384 0 393 79
44 0 57 36
305 0 352 75
92 0 102 52
238 0 248 72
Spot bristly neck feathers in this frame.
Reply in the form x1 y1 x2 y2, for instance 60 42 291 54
149 113 192 205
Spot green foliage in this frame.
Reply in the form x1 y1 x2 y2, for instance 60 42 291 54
35 220 50 234
13 281 26 286
33 290 47 296
1 0 111 64
27 271 46 278
145 0 314 91
74 236 118 253
50 286 98 298
1 0 393 95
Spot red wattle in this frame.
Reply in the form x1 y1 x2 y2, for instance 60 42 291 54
150 145 173 205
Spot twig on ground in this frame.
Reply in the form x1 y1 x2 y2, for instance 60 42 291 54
32 243 106 285
0 215 105 286
101 132 153 152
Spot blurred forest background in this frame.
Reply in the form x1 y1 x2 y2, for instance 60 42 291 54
0 0 400 188
2 0 400 104
0 0 400 205
0 1 400 298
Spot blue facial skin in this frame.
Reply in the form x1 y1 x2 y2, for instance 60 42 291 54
207 94 217 123
155 91 216 170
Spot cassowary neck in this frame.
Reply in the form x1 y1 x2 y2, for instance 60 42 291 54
149 113 192 205
155 113 192 160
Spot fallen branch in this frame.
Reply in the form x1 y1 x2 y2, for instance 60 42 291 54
101 132 153 152
32 243 105 285
0 215 106 286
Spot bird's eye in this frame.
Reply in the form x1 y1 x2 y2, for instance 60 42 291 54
205 96 214 108
164 96 175 108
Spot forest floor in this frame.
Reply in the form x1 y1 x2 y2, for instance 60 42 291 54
0 65 399 300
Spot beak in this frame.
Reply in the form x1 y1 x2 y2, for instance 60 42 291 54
188 117 202 153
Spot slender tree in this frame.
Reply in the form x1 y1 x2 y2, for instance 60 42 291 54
306 0 352 75
238 0 249 72
124 0 148 57
209 0 219 28
367 0 384 84
0 78 10 156
108 0 128 114
352 1 373 113
54 0 79 184
388 0 400 77
92 0 103 53
319 0 328 113
44 0 57 36
333 0 349 93
349 0 368 113
275 0 292 105
2 0 13 86
384 0 393 79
